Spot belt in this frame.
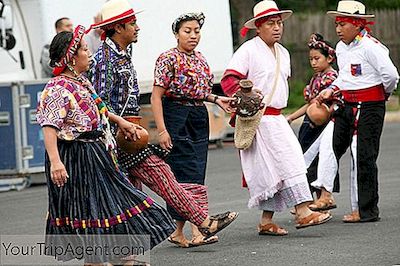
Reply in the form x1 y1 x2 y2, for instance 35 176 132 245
341 84 385 103
164 96 204 106
263 107 282 115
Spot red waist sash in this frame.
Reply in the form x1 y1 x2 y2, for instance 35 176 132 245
341 84 385 102
263 107 282 115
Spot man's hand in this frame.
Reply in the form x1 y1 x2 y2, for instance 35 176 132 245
315 88 334 104
118 119 143 141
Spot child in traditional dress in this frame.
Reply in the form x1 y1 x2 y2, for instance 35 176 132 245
286 33 338 211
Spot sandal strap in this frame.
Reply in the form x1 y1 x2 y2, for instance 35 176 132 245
258 223 280 232
297 212 323 225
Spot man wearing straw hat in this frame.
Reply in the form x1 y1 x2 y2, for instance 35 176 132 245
89 0 238 246
221 0 332 235
317 0 399 223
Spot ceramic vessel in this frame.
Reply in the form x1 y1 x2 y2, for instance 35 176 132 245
116 116 149 153
306 102 331 126
230 79 264 117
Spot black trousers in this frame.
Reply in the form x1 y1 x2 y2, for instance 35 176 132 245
333 101 385 221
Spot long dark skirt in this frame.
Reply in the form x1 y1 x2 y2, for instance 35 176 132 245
299 115 339 192
45 133 175 263
162 98 209 221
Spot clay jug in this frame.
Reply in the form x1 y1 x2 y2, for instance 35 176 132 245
230 79 264 117
306 102 332 126
115 116 149 153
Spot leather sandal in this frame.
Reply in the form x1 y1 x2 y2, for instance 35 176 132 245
190 235 219 246
167 236 191 248
342 211 360 223
258 223 288 236
309 197 337 211
198 211 239 239
296 211 332 229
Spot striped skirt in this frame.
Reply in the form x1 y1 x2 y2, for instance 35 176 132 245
45 133 175 262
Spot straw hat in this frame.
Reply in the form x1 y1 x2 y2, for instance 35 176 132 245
92 0 143 29
244 0 292 29
327 0 374 19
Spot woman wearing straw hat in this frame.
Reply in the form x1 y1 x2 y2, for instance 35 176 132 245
221 0 332 235
317 0 399 223
89 0 238 247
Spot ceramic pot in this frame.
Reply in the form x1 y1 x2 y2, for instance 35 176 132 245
230 79 264 117
306 102 332 126
116 116 149 153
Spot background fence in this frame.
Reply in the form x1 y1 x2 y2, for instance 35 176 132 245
279 9 400 83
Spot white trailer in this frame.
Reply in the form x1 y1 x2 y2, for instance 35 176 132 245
0 0 233 184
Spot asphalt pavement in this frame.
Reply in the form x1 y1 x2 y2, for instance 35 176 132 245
1 122 400 266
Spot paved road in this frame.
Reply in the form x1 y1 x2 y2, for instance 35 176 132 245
1 123 400 266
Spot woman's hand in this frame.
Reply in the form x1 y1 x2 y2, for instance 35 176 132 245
118 119 144 141
215 96 237 113
50 159 68 187
159 130 173 151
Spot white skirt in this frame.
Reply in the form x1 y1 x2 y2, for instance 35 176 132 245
240 114 311 209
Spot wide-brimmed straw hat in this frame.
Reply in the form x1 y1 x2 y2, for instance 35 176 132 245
244 0 292 29
92 0 143 29
327 1 374 19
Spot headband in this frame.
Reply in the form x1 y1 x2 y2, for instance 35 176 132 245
53 25 86 76
308 37 336 60
172 12 205 34
335 16 374 33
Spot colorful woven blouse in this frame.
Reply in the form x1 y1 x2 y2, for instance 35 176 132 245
36 76 101 141
153 48 214 105
303 69 338 102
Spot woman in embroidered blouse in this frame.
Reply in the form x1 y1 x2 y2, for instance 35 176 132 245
151 13 235 247
37 26 176 265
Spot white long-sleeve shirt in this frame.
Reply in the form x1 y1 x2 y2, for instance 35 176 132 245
332 30 399 94
226 36 291 109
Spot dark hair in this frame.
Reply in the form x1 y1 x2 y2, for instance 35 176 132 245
309 33 335 60
105 23 126 38
174 18 199 33
55 17 70 30
49 31 73 67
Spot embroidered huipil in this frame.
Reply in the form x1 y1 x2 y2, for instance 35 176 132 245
304 70 338 102
332 30 399 93
90 37 140 116
154 48 214 106
36 76 101 140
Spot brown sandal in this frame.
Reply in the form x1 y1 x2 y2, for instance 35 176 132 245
309 197 337 211
198 211 239 239
190 235 219 246
167 236 191 248
342 211 360 223
296 212 332 229
258 223 288 236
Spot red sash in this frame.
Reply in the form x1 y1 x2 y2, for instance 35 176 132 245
341 84 385 102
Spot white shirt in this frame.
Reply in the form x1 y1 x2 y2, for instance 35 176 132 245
332 31 399 93
226 36 291 109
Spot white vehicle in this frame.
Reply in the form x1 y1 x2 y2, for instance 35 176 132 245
0 0 233 183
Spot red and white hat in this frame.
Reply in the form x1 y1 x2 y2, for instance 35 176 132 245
91 0 143 29
327 1 374 19
243 0 292 30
